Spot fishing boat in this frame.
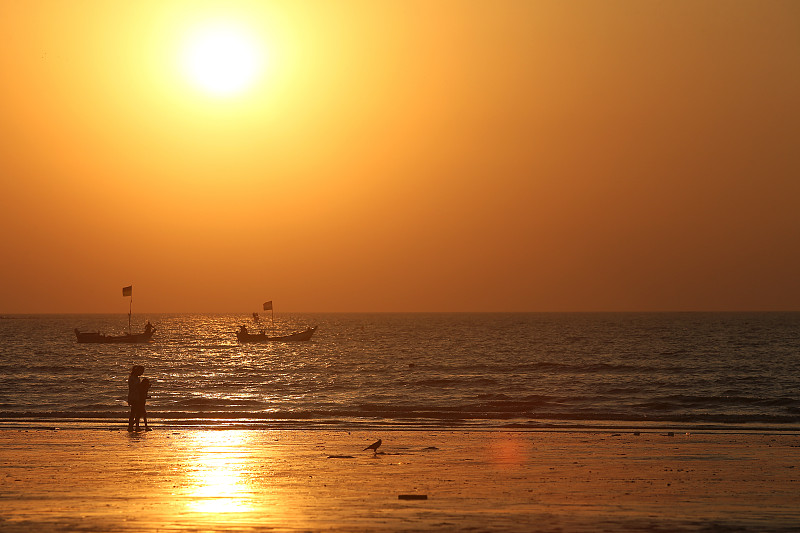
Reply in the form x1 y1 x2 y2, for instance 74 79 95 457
74 285 155 344
237 300 317 342
236 325 317 343
74 327 155 344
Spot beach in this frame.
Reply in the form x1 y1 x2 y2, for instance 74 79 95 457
1 428 798 532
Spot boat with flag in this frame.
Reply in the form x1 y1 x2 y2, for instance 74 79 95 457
74 285 155 344
236 325 317 343
237 301 317 343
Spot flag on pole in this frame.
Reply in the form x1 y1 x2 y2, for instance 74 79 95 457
122 285 132 297
263 301 272 311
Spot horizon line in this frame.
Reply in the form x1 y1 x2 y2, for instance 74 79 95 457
2 309 799 316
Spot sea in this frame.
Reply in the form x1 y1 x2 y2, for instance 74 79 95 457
1 312 799 432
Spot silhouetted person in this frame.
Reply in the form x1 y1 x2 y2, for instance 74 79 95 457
239 325 248 335
133 377 151 431
127 365 144 432
144 321 154 335
364 439 382 454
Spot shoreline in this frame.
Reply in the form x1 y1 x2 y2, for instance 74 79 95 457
2 417 799 434
1 428 798 531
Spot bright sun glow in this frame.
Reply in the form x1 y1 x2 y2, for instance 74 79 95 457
181 22 264 96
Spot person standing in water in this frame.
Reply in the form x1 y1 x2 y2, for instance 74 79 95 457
127 365 144 431
133 377 152 431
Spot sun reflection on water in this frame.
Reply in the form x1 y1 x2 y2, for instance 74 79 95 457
183 430 257 514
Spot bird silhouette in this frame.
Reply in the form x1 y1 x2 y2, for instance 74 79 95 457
363 438 382 453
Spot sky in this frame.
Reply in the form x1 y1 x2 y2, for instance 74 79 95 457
1 1 799 313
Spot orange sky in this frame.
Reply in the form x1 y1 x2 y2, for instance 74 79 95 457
2 1 799 313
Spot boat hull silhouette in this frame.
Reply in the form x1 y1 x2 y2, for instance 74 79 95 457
74 329 155 344
236 326 317 343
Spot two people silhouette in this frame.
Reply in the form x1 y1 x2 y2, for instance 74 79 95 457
127 365 151 432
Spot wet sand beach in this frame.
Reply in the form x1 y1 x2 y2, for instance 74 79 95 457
1 429 798 532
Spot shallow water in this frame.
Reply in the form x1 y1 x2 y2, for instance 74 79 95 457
1 312 798 430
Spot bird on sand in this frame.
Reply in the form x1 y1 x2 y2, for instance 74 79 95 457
363 439 382 453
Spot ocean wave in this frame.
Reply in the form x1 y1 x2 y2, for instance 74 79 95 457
169 397 268 408
0 364 85 373
411 376 500 387
636 395 800 410
1 409 798 427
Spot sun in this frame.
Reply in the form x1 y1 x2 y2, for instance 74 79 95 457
180 22 264 97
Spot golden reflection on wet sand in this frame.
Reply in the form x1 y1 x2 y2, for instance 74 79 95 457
1 430 799 532
181 431 257 515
